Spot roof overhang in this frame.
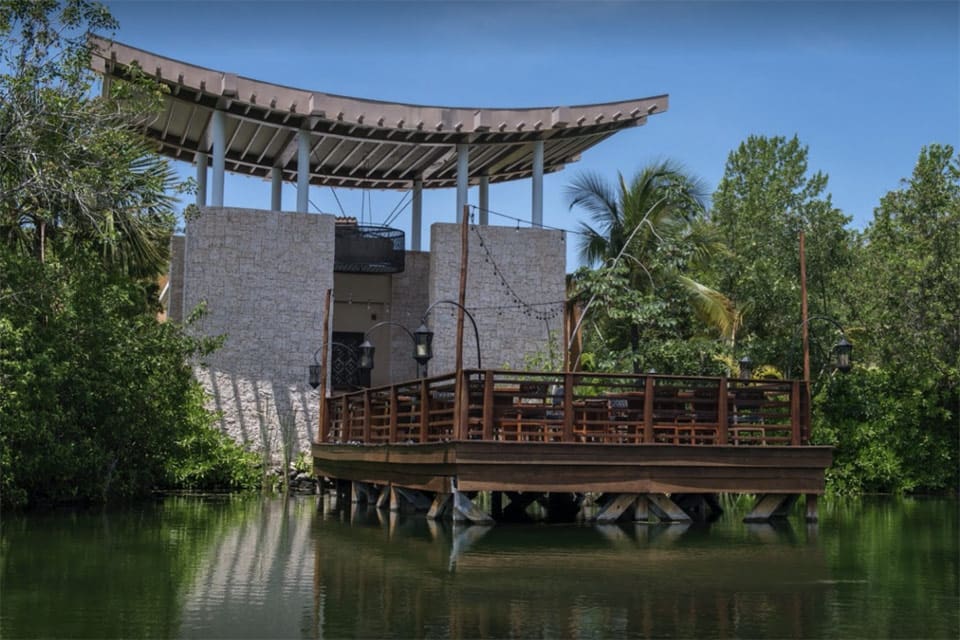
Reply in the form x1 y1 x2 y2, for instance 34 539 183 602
90 36 668 190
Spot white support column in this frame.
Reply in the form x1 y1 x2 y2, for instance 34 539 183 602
196 153 208 208
532 139 544 227
456 143 469 222
271 166 283 212
297 130 311 213
411 179 423 251
478 175 489 225
211 110 226 207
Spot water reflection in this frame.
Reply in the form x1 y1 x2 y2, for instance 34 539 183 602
315 502 831 639
1 496 956 639
178 499 317 639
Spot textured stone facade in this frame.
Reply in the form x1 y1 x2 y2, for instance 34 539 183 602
428 223 565 375
388 251 431 382
174 211 564 456
183 207 335 461
167 235 185 323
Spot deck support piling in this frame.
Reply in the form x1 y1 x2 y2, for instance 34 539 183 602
673 494 722 522
633 495 651 522
646 494 694 523
596 494 639 523
744 494 799 523
375 485 390 510
390 486 432 513
351 481 377 505
427 493 452 520
450 479 495 524
452 490 495 524
805 494 819 523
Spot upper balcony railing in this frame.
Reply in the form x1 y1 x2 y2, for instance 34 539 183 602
321 370 811 447
334 224 405 274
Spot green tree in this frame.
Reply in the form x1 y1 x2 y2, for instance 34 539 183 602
567 161 738 373
0 1 258 508
817 144 959 493
708 135 856 374
0 0 177 276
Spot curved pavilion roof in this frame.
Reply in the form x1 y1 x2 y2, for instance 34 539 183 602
90 37 668 190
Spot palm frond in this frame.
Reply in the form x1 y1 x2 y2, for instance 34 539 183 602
566 171 621 229
576 221 613 266
677 275 741 340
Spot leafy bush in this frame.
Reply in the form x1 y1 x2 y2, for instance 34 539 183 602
0 248 258 507
813 367 958 494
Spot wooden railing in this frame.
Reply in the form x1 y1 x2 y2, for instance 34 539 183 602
322 370 810 447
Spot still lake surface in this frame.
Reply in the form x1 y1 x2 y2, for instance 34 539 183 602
1 494 956 639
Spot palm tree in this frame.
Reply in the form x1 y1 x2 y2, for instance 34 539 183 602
567 160 739 371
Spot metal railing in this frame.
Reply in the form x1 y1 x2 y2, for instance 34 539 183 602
323 370 809 446
334 224 405 274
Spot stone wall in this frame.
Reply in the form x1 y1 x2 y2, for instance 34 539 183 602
177 212 565 455
183 207 335 461
428 223 566 375
388 251 431 382
167 235 186 323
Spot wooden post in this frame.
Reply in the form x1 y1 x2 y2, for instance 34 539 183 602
453 204 469 441
482 370 494 441
362 389 372 444
388 385 398 443
459 373 471 440
799 229 812 425
419 378 429 443
643 375 655 443
791 380 802 446
341 395 349 441
317 288 332 443
717 376 729 445
562 372 574 442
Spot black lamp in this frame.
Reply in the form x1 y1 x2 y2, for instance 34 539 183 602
413 322 433 366
359 339 375 371
739 356 754 380
308 364 321 389
833 337 853 373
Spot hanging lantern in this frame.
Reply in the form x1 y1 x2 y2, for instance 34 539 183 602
739 356 754 380
359 339 375 371
413 322 433 366
833 337 853 373
308 364 321 389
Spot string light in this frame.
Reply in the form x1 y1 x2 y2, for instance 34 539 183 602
470 204 590 238
470 224 564 321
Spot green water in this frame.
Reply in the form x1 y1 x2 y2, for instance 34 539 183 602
1 495 956 639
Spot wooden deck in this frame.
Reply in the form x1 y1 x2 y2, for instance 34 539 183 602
312 370 831 523
313 440 831 495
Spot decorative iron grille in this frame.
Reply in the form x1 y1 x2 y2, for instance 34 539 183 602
331 333 369 391
334 225 405 273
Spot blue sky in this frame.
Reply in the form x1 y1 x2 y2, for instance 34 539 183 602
105 0 959 268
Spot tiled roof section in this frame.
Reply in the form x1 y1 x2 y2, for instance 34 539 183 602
90 37 668 190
